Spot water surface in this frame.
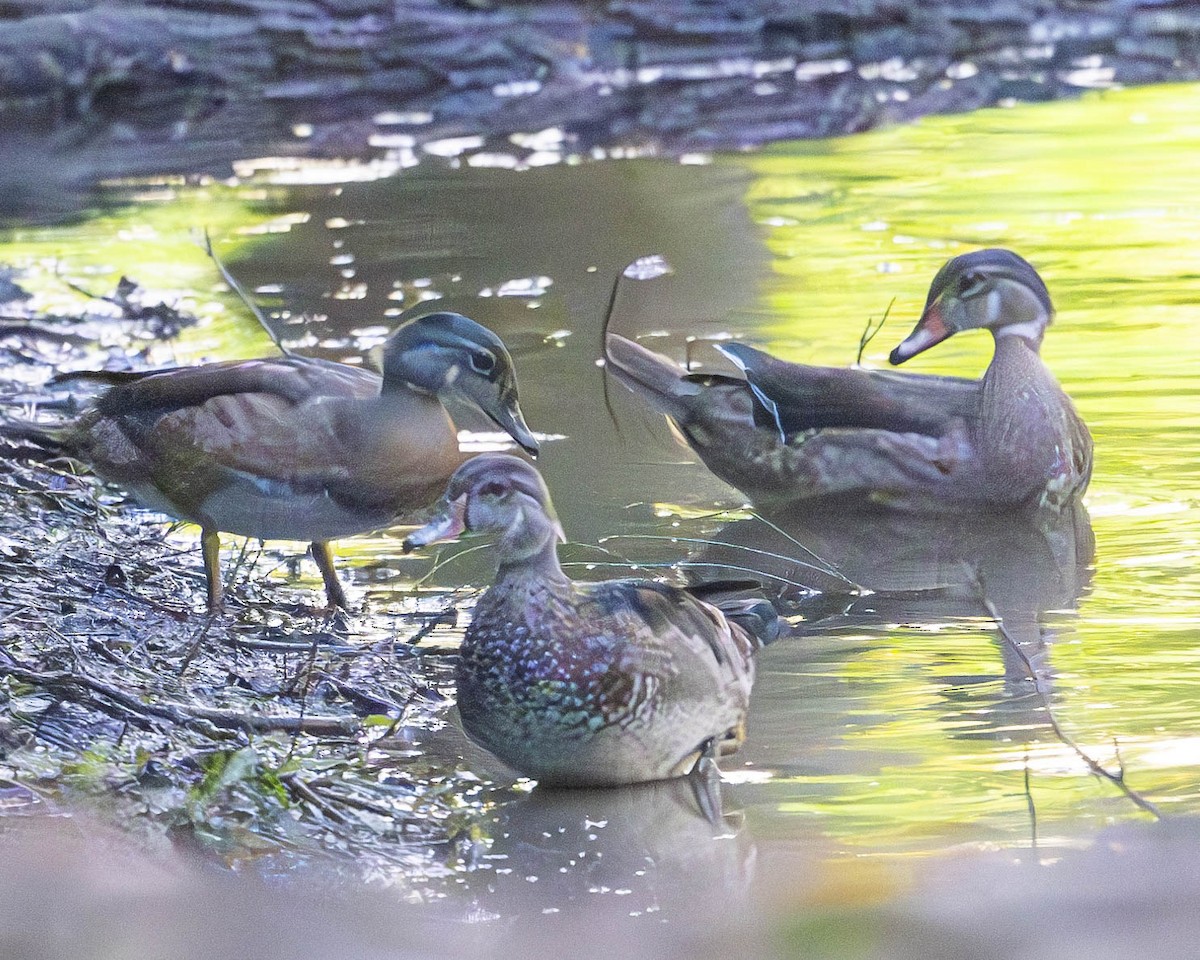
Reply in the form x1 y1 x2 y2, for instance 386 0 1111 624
3 83 1200 920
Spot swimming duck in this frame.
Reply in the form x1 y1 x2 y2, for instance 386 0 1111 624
606 248 1092 513
11 311 537 611
402 454 777 787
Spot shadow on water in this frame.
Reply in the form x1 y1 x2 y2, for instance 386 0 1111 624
697 502 1095 760
702 501 1094 680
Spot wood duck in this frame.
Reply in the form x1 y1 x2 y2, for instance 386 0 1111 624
402 454 778 787
12 311 538 611
606 249 1092 513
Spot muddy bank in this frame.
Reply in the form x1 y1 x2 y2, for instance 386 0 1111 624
0 278 515 886
1 0 1198 200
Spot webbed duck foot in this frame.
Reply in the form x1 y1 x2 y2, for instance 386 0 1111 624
687 737 726 825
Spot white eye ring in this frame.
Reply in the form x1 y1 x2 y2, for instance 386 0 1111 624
469 351 496 375
957 273 987 299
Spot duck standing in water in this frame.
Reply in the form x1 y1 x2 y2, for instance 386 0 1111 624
403 455 778 787
606 249 1092 513
8 312 537 611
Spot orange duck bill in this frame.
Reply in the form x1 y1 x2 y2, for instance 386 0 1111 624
889 301 953 365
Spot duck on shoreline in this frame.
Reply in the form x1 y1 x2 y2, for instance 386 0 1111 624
5 311 538 611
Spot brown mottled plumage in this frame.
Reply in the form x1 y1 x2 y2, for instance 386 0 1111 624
14 312 537 611
403 455 777 787
606 249 1092 513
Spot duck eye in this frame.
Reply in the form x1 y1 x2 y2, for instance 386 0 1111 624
479 480 508 498
469 351 496 376
957 272 986 297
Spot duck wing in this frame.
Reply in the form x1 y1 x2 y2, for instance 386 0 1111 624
85 355 379 419
69 355 460 523
582 578 759 687
717 342 979 438
605 333 986 509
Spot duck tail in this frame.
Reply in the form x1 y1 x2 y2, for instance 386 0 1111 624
0 419 69 456
690 579 784 649
604 334 704 421
717 595 784 649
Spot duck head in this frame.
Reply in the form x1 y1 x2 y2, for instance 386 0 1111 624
382 312 539 456
402 454 566 567
890 249 1054 364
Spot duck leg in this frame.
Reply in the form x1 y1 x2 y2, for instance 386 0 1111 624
310 541 349 609
688 737 725 826
201 527 224 612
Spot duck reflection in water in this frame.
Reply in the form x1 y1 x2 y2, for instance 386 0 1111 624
680 498 1094 737
447 773 757 926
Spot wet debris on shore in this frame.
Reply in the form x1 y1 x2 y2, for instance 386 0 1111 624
0 270 198 376
0 278 513 886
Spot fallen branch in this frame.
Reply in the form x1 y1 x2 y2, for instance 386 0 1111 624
197 228 290 356
0 658 359 737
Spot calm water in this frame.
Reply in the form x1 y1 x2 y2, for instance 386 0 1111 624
4 84 1200 919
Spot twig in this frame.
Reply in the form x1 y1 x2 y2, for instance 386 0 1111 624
283 625 326 764
220 633 364 656
301 781 409 821
599 531 857 588
226 536 256 598
317 674 402 715
600 266 627 438
856 297 893 366
1024 750 1038 850
0 659 359 737
563 558 821 593
197 228 290 356
176 612 220 676
281 773 353 826
747 511 859 588
0 322 91 346
598 256 676 437
976 576 1162 820
56 273 115 307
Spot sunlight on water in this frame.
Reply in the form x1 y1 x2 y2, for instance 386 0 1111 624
733 82 1200 852
2 84 1200 899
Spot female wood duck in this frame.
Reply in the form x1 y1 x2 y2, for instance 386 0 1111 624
13 312 537 611
402 454 778 787
606 248 1092 513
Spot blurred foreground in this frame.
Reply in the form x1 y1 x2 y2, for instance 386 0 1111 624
4 806 1199 960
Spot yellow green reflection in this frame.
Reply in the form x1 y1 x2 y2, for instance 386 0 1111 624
1 82 1198 863
738 83 1200 853
0 182 289 361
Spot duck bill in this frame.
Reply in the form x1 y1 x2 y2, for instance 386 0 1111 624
889 302 952 365
402 495 467 553
485 397 539 458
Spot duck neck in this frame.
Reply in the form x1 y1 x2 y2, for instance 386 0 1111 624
379 363 435 395
988 328 1046 376
494 529 569 585
374 378 446 422
992 319 1046 354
